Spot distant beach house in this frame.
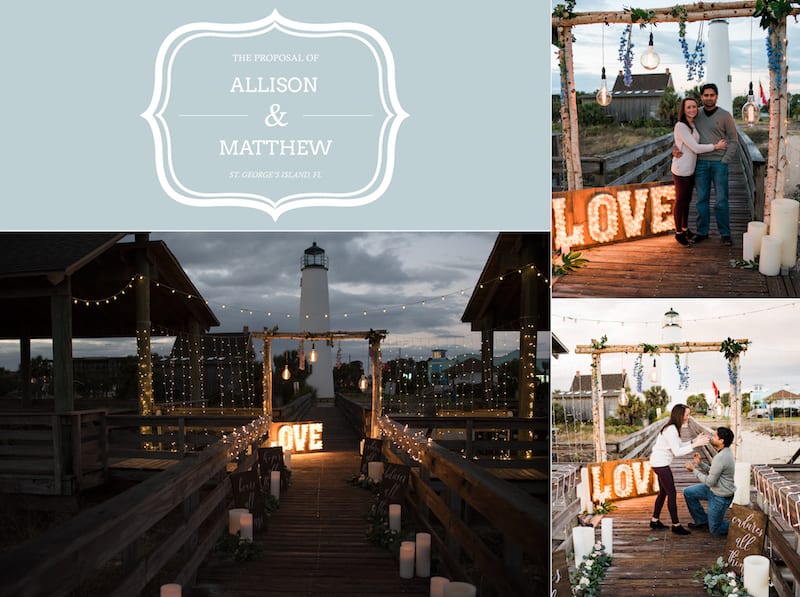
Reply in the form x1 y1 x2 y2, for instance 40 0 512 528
605 68 675 123
554 370 631 421
764 388 800 416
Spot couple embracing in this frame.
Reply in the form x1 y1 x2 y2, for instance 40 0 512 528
670 83 738 247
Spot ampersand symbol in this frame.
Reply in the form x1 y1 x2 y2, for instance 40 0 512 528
264 104 287 127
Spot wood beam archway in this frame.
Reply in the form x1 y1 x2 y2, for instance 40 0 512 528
552 1 799 216
575 339 749 462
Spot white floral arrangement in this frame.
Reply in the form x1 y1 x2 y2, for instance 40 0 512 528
571 542 612 596
696 557 753 597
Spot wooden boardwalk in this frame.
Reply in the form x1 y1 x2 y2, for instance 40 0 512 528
596 431 733 596
189 404 431 597
553 160 800 298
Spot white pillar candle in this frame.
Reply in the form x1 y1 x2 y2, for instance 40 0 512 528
601 517 613 556
359 439 365 455
743 555 770 597
284 448 292 470
734 462 752 506
758 235 782 276
742 232 756 261
442 582 477 597
228 508 248 535
770 198 800 268
368 461 384 482
430 576 450 597
399 542 415 579
270 470 281 500
160 584 181 597
416 532 431 577
572 526 595 568
389 504 402 532
747 221 768 257
239 512 253 541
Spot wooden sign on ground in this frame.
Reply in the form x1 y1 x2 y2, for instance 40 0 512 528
725 504 767 575
360 437 383 474
376 463 410 516
230 469 267 531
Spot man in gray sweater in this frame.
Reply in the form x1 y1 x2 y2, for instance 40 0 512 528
693 83 738 246
684 426 736 536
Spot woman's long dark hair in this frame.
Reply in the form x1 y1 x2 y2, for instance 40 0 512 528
660 403 688 434
677 97 699 131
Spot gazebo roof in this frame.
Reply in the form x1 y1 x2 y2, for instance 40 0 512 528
461 232 549 332
0 233 219 340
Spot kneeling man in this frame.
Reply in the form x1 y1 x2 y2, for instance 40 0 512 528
684 426 736 536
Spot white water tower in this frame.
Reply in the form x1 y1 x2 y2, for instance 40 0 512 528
299 242 334 399
706 19 733 114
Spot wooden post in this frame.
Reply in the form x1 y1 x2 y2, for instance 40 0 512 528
135 246 153 416
555 24 583 191
262 336 273 421
20 333 31 410
481 326 494 406
50 278 74 413
730 355 743 459
187 320 202 407
764 20 790 223
590 352 607 462
369 336 383 439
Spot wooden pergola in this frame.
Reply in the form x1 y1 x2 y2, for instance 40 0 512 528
552 1 799 224
574 339 748 462
250 329 386 437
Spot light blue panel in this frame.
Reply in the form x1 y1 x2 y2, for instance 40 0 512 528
2 1 551 230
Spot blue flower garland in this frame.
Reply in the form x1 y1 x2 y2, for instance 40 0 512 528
674 353 690 390
633 354 644 393
766 28 784 90
618 25 634 87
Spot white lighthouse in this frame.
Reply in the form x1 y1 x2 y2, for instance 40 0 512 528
299 241 334 399
706 19 733 114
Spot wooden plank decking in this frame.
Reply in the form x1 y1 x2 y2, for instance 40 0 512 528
594 431 737 596
553 161 800 298
188 405 431 597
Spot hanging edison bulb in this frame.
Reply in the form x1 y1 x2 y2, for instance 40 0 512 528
358 373 369 392
618 392 629 407
596 67 612 107
281 364 291 381
742 82 760 125
640 31 660 70
649 358 659 383
309 343 317 363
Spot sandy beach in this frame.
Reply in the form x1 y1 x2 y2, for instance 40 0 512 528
737 428 799 464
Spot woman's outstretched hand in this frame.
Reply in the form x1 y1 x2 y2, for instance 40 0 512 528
691 434 710 448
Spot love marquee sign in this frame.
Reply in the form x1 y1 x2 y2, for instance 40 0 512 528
552 182 676 252
587 458 659 503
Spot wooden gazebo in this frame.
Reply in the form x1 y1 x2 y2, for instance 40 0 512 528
461 232 550 420
0 233 219 413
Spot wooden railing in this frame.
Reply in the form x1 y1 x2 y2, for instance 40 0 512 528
552 132 674 189
335 395 547 595
0 416 268 597
380 417 547 597
552 127 765 204
0 410 108 495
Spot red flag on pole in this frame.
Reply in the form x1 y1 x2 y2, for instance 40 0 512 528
759 81 768 106
712 380 720 402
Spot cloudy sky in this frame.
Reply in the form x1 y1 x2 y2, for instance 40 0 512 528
551 0 800 98
0 232 525 370
552 298 800 399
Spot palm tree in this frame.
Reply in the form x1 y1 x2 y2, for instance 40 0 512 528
644 385 670 420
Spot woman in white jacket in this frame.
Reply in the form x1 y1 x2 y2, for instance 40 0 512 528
671 98 726 246
649 403 708 534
